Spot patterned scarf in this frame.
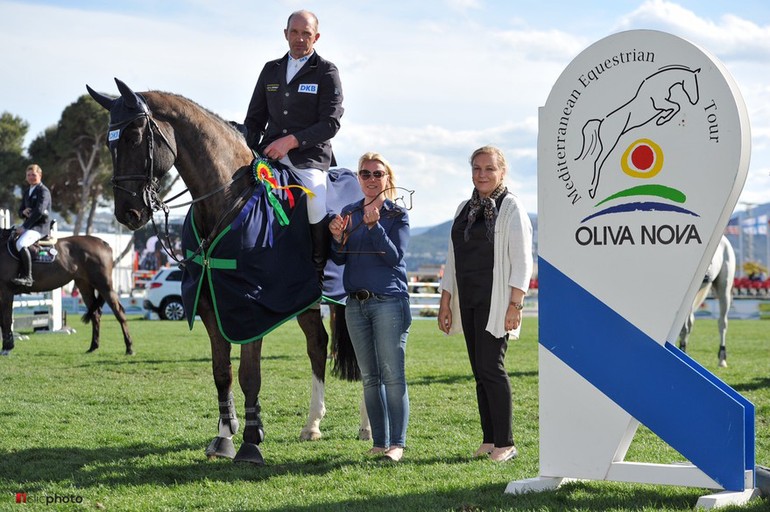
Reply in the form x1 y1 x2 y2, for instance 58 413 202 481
464 184 507 242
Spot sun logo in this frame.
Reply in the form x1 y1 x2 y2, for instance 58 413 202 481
580 137 696 223
621 138 664 179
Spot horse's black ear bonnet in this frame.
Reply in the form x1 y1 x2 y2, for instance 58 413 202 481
87 78 151 152
86 78 177 211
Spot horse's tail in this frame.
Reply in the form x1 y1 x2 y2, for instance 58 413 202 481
575 118 602 161
329 304 360 381
81 292 106 324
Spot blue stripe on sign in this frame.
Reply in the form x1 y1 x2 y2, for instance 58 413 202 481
539 257 752 491
664 342 755 480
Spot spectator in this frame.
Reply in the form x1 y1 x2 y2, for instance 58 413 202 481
329 152 411 462
437 145 533 462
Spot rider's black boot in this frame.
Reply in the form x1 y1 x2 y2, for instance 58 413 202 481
309 218 331 290
11 246 33 287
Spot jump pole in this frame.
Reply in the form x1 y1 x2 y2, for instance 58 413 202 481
506 30 757 509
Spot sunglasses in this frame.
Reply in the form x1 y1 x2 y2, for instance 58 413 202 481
358 170 386 180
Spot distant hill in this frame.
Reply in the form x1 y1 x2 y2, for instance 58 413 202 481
405 214 538 273
405 221 452 272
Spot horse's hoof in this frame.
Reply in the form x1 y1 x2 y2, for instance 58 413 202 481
205 437 236 459
234 442 265 465
86 347 98 353
718 360 728 368
125 349 134 356
300 428 322 441
359 428 372 441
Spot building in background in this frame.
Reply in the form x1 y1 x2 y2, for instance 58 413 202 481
726 202 770 278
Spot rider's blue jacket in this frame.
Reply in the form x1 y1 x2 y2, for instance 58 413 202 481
19 182 52 236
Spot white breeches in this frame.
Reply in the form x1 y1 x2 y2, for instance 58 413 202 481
279 157 327 224
16 229 42 251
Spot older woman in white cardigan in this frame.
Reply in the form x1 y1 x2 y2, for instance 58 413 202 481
438 145 533 463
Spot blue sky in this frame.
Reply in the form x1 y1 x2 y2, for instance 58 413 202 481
2 0 770 227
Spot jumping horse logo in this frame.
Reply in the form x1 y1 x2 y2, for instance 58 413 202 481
575 65 701 198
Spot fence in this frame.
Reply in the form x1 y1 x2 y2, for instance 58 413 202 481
408 281 440 316
12 291 63 332
407 278 540 317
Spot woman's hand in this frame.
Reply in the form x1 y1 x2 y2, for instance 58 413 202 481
329 214 349 243
438 306 452 334
437 290 453 334
504 305 522 332
363 207 380 228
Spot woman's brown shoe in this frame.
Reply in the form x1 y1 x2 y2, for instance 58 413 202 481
473 443 494 457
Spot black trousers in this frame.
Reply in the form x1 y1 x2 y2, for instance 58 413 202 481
460 306 514 448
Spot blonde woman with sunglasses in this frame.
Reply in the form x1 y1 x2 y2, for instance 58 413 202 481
329 152 411 462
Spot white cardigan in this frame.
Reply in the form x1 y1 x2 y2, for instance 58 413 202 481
440 193 533 339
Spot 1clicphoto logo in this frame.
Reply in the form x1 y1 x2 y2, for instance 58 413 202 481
15 492 84 505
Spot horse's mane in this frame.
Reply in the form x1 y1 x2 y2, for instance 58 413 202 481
144 90 245 141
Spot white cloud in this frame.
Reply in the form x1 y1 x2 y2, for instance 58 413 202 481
618 0 770 60
494 29 588 61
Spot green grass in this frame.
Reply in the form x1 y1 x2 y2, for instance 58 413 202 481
0 315 768 511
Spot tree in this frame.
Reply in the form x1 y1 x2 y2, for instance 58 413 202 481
57 95 112 235
28 95 111 235
0 112 30 209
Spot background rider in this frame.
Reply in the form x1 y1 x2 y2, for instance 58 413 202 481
13 164 52 287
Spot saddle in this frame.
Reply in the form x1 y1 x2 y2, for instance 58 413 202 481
4 233 59 264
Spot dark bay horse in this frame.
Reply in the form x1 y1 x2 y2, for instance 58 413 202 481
0 230 134 355
87 78 359 465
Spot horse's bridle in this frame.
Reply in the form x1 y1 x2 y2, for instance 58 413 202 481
108 104 177 214
107 101 255 267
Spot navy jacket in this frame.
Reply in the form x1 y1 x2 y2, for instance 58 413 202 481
244 51 344 172
18 182 52 236
330 199 410 299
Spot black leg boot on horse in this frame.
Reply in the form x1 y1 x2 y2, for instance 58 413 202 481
0 328 14 356
235 398 266 464
11 246 34 288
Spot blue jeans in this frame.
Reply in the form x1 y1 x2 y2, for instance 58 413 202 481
345 294 411 448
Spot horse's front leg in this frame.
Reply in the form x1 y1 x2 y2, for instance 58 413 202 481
234 339 265 465
297 307 328 441
0 292 15 355
201 303 239 460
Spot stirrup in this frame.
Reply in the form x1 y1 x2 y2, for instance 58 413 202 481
11 277 33 287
